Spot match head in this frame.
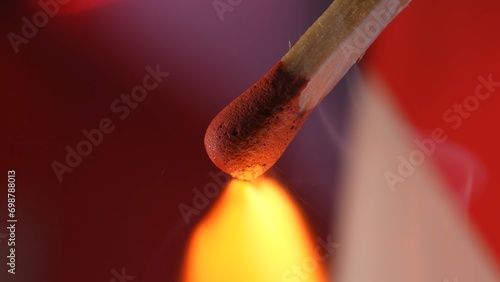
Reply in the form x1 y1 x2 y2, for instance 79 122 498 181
204 0 411 181
204 62 310 181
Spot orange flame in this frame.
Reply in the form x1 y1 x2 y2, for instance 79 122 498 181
182 177 327 282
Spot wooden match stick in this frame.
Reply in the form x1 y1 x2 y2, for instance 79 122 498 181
205 0 411 181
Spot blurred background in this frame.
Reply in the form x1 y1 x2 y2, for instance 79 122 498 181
1 0 499 281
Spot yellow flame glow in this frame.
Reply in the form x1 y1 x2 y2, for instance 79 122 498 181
182 177 327 282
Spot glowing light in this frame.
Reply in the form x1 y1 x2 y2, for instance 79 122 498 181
182 177 327 282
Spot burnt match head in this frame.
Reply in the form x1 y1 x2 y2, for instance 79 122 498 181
204 62 310 181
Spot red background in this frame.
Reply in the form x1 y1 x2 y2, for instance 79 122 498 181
1 0 499 281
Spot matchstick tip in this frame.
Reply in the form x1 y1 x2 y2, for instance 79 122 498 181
204 62 310 180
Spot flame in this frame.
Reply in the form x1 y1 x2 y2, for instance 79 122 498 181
182 177 327 282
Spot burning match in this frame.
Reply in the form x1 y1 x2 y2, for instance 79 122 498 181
204 0 411 180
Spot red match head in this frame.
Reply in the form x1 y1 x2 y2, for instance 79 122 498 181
204 62 310 180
